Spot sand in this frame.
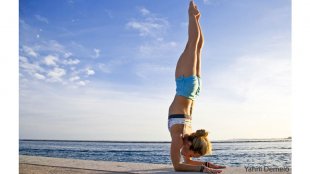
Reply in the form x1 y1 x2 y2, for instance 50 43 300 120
19 155 291 174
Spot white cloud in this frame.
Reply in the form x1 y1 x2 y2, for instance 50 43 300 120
63 59 80 65
135 63 173 79
127 19 169 37
22 45 38 57
77 81 87 86
20 62 37 73
19 40 90 86
85 67 95 76
64 52 73 58
93 48 100 58
126 8 169 38
47 67 66 82
43 55 58 66
34 14 49 24
126 8 176 60
33 40 67 54
34 73 45 80
49 40 66 52
138 40 178 58
139 7 150 16
20 57 44 75
20 56 28 63
207 54 290 103
69 76 80 82
19 22 96 88
98 63 111 73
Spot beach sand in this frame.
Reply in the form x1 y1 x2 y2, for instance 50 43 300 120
20 155 291 174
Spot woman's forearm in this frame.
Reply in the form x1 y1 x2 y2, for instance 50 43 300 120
185 159 205 166
174 163 202 172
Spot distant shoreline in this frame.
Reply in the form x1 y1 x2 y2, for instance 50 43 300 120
19 138 291 144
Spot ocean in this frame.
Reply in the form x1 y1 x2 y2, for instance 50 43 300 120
19 139 291 168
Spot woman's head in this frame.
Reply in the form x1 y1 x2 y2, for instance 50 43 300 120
186 129 212 156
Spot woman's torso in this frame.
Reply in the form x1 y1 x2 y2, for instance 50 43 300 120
168 96 193 136
169 95 193 116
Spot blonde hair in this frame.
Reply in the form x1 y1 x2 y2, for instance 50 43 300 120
187 129 212 155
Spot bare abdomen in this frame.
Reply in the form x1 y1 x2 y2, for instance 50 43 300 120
168 95 193 115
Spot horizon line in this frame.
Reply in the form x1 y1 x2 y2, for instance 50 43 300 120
19 137 291 143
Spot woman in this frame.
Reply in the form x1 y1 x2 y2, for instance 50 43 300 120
168 1 225 173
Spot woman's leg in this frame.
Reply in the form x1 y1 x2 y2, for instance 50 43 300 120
175 1 200 79
189 21 203 114
196 14 204 78
190 5 204 113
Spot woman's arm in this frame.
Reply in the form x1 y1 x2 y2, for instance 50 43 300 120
184 157 205 166
170 134 203 172
184 157 227 169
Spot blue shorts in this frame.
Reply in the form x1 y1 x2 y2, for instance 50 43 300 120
176 75 201 100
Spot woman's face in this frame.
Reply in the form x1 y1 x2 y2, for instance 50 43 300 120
182 149 201 158
181 142 201 158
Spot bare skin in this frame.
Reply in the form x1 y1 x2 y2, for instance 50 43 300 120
168 1 225 173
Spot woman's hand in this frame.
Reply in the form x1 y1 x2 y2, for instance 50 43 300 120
205 162 226 169
202 166 222 173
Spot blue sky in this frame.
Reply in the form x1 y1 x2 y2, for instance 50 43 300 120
19 0 291 141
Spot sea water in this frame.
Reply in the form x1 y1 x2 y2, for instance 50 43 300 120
19 139 291 168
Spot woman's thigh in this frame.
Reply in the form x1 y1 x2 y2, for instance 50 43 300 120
175 43 197 78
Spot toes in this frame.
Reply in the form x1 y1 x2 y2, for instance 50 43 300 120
190 0 194 6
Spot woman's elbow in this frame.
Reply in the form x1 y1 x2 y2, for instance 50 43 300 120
174 167 182 172
173 164 183 172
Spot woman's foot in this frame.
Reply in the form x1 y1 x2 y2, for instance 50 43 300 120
196 12 201 21
193 4 201 21
205 162 226 169
188 0 200 17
